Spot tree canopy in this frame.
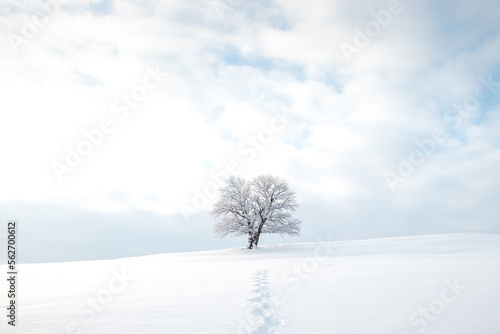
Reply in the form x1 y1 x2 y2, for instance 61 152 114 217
212 174 301 249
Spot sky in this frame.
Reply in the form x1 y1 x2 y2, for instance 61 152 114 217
0 0 499 263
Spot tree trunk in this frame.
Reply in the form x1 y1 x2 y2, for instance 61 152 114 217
254 221 264 248
254 233 260 247
247 233 254 249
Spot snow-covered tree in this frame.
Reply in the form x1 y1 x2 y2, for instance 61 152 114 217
211 174 301 249
212 176 254 244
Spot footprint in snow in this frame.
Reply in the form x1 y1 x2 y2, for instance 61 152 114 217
238 269 284 334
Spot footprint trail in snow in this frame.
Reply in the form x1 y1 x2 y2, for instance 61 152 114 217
238 269 284 334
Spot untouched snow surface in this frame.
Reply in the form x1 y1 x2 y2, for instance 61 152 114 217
1 233 500 333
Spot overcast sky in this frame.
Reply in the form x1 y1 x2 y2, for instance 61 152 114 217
1 0 499 263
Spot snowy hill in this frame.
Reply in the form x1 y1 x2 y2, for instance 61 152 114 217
2 233 500 333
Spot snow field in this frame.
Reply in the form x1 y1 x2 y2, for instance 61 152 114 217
1 233 499 333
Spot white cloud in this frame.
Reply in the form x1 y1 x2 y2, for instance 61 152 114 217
1 0 499 258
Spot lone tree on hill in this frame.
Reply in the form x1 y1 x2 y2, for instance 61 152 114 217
211 174 301 249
